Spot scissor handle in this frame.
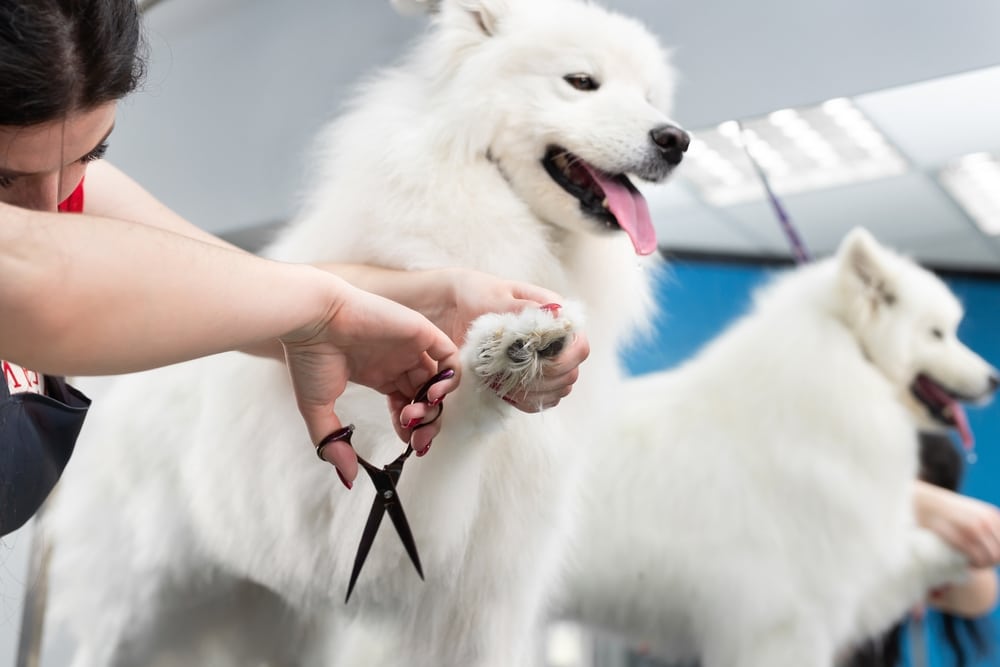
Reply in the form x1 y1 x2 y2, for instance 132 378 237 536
411 368 455 405
315 424 356 461
327 368 453 478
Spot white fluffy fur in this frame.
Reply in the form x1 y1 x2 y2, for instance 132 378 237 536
41 1 681 665
557 228 998 667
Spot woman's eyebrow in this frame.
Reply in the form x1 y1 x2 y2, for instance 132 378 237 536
0 123 116 178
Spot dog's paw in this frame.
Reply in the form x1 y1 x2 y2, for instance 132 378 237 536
462 302 584 399
912 529 970 588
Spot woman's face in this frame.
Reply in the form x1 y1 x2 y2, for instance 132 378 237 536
0 102 117 211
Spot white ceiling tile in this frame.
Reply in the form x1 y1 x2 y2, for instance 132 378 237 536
904 231 1000 270
610 0 1000 128
716 173 989 258
856 66 1000 169
645 184 772 254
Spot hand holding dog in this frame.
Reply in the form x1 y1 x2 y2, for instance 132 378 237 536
914 479 1000 569
388 268 590 450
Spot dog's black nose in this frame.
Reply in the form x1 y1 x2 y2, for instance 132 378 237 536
989 372 999 393
650 125 690 165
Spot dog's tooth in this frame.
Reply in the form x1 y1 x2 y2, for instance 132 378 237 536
601 198 609 209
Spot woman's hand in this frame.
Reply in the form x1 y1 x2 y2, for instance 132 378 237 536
927 568 999 617
323 266 589 449
492 330 590 413
371 268 590 450
280 280 459 485
422 268 591 405
914 479 1000 568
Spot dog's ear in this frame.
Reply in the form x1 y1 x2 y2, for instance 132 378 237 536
837 227 898 308
445 0 511 37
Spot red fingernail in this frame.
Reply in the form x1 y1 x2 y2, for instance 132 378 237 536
541 303 561 316
405 418 422 429
336 469 353 490
429 397 444 407
416 441 433 457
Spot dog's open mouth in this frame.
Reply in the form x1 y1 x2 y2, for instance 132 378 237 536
542 146 656 256
910 373 975 450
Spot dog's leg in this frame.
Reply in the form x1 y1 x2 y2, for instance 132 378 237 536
60 572 307 667
851 527 968 642
702 621 835 667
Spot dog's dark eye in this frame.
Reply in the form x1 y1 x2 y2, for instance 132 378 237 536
564 73 599 91
930 327 944 340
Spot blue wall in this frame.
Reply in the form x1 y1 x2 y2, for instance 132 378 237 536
621 260 1000 666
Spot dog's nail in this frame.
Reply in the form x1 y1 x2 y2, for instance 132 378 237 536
336 469 353 490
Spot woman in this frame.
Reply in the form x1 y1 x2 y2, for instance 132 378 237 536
0 0 586 533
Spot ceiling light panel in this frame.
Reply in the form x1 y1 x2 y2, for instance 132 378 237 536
939 152 1000 236
678 99 908 206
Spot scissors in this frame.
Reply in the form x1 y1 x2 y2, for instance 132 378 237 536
316 368 454 604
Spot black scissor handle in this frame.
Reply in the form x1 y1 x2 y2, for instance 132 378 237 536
315 424 355 461
411 368 455 405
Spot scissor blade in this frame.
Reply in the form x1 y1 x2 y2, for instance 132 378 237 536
345 499 386 604
386 494 424 580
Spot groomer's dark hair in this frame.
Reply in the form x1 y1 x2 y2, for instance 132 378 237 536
0 0 146 125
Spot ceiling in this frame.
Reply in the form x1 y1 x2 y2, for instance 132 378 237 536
647 65 1000 271
119 0 1000 270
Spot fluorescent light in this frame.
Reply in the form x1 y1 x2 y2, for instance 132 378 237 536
545 622 591 667
939 152 1000 235
678 99 907 206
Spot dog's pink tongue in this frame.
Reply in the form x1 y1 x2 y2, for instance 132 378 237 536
582 166 657 256
951 400 974 451
920 377 975 451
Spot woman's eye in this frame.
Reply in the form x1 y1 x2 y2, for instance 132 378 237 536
80 141 109 164
563 73 599 91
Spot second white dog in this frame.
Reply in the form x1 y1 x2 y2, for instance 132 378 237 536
558 228 998 667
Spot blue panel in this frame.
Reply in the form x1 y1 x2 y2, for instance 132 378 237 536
623 260 778 376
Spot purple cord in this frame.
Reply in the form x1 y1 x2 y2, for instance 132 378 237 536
737 121 811 264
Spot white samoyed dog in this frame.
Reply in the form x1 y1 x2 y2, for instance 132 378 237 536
557 228 999 667
41 1 687 665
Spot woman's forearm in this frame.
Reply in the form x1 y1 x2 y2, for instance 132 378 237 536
323 263 452 319
83 162 453 359
0 202 349 376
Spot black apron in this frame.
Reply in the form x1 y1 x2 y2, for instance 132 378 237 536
0 373 90 536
